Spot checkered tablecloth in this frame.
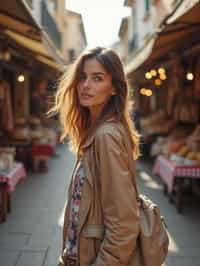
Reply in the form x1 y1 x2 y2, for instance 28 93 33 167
153 155 200 193
0 162 26 193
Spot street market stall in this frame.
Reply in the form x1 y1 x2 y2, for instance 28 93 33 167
0 158 26 222
126 1 200 212
153 155 200 213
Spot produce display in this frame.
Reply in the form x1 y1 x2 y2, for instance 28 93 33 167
150 125 192 158
168 125 200 166
10 116 57 144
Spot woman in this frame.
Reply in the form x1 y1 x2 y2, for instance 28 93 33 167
50 47 141 266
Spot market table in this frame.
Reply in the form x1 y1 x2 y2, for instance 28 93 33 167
0 136 32 167
0 162 26 222
153 155 200 213
31 143 55 171
31 131 58 171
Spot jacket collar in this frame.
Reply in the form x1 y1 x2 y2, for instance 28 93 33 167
81 117 116 149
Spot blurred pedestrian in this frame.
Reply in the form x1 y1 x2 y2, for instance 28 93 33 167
50 47 141 266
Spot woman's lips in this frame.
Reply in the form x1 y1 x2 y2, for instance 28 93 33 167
80 93 93 99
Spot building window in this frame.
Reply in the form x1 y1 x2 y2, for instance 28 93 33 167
143 0 151 21
68 49 75 62
145 0 150 12
54 0 58 12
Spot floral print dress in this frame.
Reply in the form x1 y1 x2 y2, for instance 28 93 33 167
65 160 86 260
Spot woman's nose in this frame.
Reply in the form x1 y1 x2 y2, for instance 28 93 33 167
83 78 90 89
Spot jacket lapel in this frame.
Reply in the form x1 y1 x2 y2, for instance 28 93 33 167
78 118 116 234
77 153 93 235
81 117 116 149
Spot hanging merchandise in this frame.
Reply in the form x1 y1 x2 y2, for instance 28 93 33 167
194 57 200 100
0 80 14 132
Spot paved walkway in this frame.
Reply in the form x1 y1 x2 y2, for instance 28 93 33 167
0 146 200 266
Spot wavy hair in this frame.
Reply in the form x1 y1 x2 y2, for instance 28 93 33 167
49 47 140 158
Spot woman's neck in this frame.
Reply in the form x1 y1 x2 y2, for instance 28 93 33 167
89 105 105 124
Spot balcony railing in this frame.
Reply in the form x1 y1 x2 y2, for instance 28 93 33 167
41 0 61 49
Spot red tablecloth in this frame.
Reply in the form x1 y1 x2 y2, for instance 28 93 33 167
153 155 200 192
31 144 54 157
31 131 57 157
0 162 26 193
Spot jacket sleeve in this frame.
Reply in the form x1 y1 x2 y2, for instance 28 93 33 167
92 128 140 266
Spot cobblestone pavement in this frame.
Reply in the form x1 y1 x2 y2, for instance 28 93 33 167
0 146 200 266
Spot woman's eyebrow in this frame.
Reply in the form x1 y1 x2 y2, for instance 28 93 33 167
81 71 106 76
91 72 106 76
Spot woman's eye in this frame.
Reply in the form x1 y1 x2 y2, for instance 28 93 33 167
94 76 102 81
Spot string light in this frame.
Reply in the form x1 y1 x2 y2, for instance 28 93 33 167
160 74 167 80
17 75 25 83
186 72 194 81
145 72 152 79
146 89 153 96
140 88 146 95
158 68 165 75
140 88 153 96
150 69 157 77
154 79 162 86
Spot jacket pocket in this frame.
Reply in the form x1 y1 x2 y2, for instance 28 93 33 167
82 224 105 239
83 224 105 256
79 224 105 265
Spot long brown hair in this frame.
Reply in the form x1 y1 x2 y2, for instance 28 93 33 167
49 47 140 158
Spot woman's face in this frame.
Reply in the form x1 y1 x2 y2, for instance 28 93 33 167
77 58 115 118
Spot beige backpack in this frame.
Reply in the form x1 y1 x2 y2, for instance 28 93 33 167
136 193 169 266
126 141 169 266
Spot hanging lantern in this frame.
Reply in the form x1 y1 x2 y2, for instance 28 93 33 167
145 72 152 79
154 79 162 86
186 72 194 81
17 75 25 83
158 68 165 75
150 69 157 77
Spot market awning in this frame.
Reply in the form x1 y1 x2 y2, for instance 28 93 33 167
125 0 200 75
4 29 50 57
36 55 61 71
0 0 63 70
146 0 200 64
0 0 40 39
3 29 62 70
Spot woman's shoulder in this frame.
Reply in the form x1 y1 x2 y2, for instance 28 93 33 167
95 120 127 141
82 119 128 149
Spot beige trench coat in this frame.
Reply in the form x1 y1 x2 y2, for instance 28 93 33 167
59 118 142 266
